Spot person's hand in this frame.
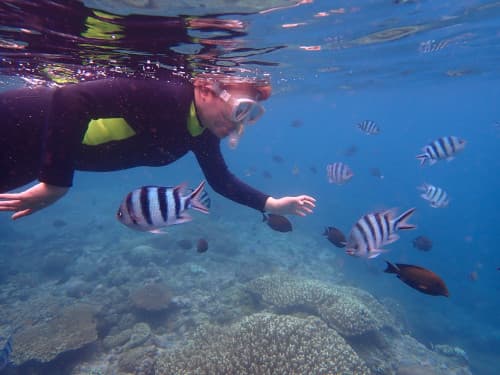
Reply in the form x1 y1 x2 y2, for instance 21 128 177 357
0 182 69 220
264 195 316 217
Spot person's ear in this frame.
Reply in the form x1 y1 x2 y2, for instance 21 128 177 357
196 84 214 103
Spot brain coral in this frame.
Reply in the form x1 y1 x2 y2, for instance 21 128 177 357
130 283 172 311
11 304 97 364
155 312 371 375
247 273 394 336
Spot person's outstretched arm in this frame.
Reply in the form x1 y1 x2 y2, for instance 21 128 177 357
194 134 315 216
0 183 69 220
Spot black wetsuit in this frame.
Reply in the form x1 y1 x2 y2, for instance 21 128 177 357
0 77 269 212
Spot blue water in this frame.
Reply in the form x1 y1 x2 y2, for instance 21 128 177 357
1 1 499 374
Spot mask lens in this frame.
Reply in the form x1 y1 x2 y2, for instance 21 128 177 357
233 99 264 124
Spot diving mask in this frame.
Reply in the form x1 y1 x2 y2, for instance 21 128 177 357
212 82 265 126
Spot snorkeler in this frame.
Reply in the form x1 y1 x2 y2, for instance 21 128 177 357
0 73 316 220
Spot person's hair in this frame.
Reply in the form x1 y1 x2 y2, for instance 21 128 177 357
193 73 272 101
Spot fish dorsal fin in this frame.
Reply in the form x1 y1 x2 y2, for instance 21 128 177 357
396 263 427 271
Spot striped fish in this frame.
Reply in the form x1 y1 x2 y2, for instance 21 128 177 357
418 39 450 53
418 183 449 208
0 336 13 371
357 120 380 135
346 208 416 259
326 162 354 185
416 136 466 166
117 181 209 233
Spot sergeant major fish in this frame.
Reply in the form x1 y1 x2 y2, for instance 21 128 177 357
117 181 209 233
416 136 466 166
418 183 449 208
326 162 354 185
357 120 380 135
346 208 416 259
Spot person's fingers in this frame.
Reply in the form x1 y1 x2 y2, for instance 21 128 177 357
301 195 316 202
12 209 32 220
0 193 21 200
0 200 23 211
301 206 313 214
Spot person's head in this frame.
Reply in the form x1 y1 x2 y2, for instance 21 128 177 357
192 73 271 148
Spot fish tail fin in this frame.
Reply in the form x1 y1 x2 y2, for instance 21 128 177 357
417 183 428 192
368 249 386 259
187 181 209 214
394 207 417 230
416 153 428 166
384 261 399 274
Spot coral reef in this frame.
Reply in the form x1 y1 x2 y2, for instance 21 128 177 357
129 283 172 312
154 312 371 374
11 304 97 364
247 273 394 336
433 344 469 365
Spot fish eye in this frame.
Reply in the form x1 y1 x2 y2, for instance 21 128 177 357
117 210 122 218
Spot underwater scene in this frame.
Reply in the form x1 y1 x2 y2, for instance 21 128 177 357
0 0 499 374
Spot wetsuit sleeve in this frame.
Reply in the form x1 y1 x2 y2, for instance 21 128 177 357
38 79 156 186
194 135 269 212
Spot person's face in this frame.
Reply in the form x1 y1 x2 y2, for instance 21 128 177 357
194 85 263 139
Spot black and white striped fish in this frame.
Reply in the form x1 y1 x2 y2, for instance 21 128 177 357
416 136 466 166
117 181 209 233
418 183 449 208
346 208 416 259
357 120 380 135
326 162 354 185
418 39 450 53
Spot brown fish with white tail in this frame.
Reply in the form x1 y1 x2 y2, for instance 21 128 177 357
384 261 449 297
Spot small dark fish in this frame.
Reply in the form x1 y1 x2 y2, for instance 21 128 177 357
262 171 273 179
263 213 292 233
384 261 449 297
0 336 13 371
309 166 317 174
370 167 384 179
323 226 346 248
272 154 285 163
290 119 303 128
197 238 209 253
412 235 433 251
343 144 358 157
177 239 193 250
53 219 68 228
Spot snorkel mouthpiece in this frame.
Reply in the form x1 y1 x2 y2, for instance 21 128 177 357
228 124 244 150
